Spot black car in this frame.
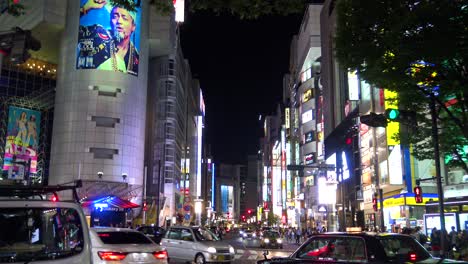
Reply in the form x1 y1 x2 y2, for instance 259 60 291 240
258 232 466 263
261 230 283 249
136 225 166 244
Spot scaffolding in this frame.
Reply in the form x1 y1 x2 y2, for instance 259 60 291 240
0 85 55 184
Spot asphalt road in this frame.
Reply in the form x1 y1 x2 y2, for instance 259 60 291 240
167 230 301 264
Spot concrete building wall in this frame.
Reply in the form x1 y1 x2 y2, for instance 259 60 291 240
49 0 149 202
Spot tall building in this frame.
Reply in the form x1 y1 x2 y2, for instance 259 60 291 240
0 0 204 226
285 3 326 230
215 163 243 221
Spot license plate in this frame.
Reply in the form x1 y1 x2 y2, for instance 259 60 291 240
133 253 145 261
217 255 225 261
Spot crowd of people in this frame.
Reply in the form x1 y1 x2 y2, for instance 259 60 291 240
281 226 327 244
396 226 468 260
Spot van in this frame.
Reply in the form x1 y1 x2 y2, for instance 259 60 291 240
0 181 93 263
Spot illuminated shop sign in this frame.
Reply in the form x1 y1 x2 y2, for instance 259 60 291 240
302 89 313 103
174 0 185 22
77 0 141 76
304 131 315 143
304 153 315 165
3 106 41 178
285 108 290 129
347 71 360 101
302 110 313 124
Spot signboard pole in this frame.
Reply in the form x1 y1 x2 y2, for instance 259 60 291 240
430 95 446 257
143 166 147 225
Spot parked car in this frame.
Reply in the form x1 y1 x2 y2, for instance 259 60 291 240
258 232 466 263
161 226 235 263
0 181 94 264
137 225 166 244
260 231 283 249
90 227 168 263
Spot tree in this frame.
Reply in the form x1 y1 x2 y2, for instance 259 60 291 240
5 0 313 19
335 0 468 173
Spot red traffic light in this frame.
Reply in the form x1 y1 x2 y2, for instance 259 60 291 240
51 194 59 202
143 201 148 211
345 137 352 145
414 186 423 203
247 209 252 214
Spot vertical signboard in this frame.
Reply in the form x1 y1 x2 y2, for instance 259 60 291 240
3 106 41 178
77 0 141 76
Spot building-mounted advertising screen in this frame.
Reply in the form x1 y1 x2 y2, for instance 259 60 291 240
77 0 141 76
347 71 360 101
3 106 41 178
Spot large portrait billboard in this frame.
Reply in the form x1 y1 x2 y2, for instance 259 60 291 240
77 0 141 76
3 106 41 179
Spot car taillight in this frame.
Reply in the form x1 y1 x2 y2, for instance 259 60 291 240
98 251 128 261
409 253 417 261
153 250 168 259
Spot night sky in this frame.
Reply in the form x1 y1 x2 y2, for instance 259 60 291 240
180 10 303 164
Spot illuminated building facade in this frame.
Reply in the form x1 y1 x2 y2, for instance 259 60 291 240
0 1 203 226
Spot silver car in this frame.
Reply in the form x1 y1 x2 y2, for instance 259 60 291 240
90 227 169 264
161 226 235 263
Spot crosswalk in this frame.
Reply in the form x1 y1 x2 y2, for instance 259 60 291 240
234 249 291 260
234 249 260 260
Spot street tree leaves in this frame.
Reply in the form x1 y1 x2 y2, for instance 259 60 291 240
5 0 311 19
335 0 468 173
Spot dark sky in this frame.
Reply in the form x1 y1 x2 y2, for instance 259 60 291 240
180 10 303 164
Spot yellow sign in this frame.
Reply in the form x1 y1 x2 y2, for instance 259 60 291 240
384 90 400 145
285 108 290 129
302 89 313 103
383 196 439 207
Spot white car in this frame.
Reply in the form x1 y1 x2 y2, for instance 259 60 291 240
161 226 235 263
90 227 168 264
0 181 94 264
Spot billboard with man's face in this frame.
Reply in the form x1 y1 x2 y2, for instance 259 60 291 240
3 106 41 178
76 0 141 76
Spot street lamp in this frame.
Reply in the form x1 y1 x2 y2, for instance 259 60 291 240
194 199 203 226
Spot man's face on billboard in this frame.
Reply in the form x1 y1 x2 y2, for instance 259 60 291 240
110 7 136 44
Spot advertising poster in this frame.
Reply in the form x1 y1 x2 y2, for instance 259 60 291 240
3 106 41 178
77 0 141 76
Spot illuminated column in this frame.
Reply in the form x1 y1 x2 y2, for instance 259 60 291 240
49 0 149 201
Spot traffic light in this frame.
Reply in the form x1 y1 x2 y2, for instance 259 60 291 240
143 200 148 211
51 193 59 202
247 209 252 215
414 186 423 203
372 196 378 211
385 108 416 124
359 112 388 127
241 215 246 221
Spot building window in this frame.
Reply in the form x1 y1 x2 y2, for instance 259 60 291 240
92 116 120 128
89 148 118 159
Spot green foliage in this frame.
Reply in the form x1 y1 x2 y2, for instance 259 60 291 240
5 1 25 16
335 0 468 173
267 211 280 226
189 0 308 19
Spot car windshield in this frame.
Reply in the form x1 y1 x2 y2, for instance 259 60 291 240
295 236 367 262
264 231 280 238
193 228 220 241
377 236 432 261
96 231 153 244
0 207 84 262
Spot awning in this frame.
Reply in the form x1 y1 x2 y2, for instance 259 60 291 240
81 195 140 209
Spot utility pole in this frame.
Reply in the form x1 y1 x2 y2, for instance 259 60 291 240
430 94 446 257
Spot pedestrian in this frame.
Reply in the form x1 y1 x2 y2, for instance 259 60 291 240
295 228 302 244
450 226 458 250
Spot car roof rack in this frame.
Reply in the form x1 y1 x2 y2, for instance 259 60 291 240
0 180 82 203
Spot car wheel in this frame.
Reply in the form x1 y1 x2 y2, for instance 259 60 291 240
195 253 206 264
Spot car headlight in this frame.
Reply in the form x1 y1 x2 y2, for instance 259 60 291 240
253 234 256 237
264 238 270 243
207 247 217 254
277 239 283 243
242 234 247 237
229 246 235 254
